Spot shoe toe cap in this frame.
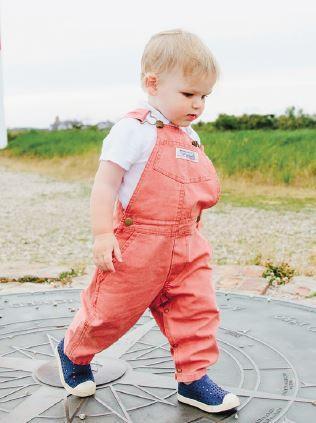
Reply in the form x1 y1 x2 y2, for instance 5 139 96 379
72 380 96 397
223 392 240 407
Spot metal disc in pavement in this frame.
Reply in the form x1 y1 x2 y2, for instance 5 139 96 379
0 289 315 422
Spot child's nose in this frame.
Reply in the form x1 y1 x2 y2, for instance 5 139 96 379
192 98 203 109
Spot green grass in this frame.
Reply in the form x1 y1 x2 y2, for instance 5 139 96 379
3 127 316 188
6 128 108 158
199 128 316 187
217 191 316 211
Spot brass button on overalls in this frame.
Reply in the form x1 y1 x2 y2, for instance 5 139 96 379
155 120 164 128
124 217 133 226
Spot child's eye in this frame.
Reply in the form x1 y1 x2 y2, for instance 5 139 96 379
182 92 209 99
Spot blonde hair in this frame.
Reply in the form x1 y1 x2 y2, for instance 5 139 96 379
140 28 220 89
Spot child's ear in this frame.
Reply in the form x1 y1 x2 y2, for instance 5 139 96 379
144 73 158 95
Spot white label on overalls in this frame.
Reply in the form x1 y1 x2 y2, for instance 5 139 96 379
176 147 199 162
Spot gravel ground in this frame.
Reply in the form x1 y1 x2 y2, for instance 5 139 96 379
203 203 315 275
0 165 315 275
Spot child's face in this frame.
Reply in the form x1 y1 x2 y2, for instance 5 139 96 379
147 67 216 127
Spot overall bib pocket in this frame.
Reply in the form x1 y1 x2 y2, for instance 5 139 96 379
153 141 217 183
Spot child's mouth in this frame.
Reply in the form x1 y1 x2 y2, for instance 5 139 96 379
187 114 197 121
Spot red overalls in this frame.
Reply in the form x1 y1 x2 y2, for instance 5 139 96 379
64 108 221 382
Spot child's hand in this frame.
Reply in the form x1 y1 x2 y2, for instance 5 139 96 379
93 232 123 272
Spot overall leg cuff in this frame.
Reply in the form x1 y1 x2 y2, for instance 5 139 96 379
64 345 94 365
175 368 207 383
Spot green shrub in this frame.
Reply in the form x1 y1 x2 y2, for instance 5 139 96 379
214 114 239 130
262 259 295 286
212 106 316 131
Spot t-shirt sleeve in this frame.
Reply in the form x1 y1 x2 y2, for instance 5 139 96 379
99 118 144 171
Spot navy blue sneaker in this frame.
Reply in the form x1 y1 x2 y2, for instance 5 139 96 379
177 374 240 413
55 338 96 397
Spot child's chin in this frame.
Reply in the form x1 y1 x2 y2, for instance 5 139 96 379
171 119 188 127
170 118 191 127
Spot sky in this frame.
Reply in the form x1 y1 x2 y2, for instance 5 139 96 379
0 0 315 128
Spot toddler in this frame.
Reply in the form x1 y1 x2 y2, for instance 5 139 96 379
55 29 240 414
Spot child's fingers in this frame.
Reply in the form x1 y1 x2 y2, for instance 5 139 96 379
113 243 123 262
94 253 115 272
92 236 121 272
102 254 115 272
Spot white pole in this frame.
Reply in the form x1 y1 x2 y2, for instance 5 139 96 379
0 8 8 150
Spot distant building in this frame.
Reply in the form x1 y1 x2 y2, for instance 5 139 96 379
96 120 114 130
50 116 114 131
50 116 83 130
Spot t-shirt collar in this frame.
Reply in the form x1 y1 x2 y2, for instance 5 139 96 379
136 99 200 143
137 99 172 125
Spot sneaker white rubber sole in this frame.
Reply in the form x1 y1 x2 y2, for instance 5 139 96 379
54 345 96 397
177 392 240 413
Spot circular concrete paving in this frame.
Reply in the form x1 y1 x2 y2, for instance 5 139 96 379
0 289 315 422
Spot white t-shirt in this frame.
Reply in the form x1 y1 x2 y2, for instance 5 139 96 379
99 99 201 209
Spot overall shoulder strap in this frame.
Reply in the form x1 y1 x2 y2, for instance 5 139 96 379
124 108 151 123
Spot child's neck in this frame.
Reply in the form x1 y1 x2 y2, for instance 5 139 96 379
147 98 165 117
146 98 180 127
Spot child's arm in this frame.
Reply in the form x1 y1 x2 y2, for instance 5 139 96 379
90 160 125 272
90 160 124 235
